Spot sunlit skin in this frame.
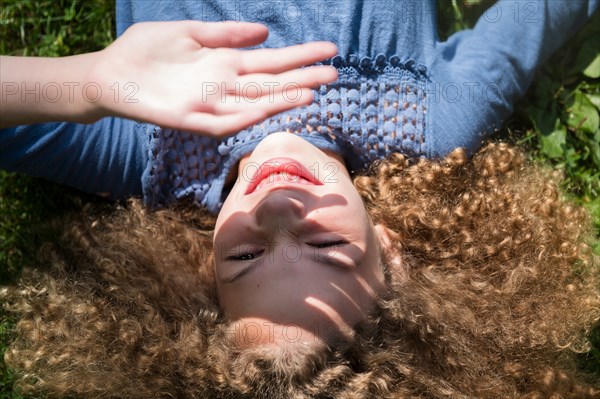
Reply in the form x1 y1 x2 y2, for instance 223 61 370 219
214 133 399 347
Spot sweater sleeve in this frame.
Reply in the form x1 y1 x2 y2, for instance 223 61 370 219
0 118 148 199
0 2 150 198
426 0 598 158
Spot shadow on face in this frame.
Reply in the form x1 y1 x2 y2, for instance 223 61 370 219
212 133 389 348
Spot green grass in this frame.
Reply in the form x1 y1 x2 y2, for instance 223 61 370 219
1 0 599 396
1 1 114 396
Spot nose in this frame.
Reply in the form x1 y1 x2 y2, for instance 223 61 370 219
254 192 306 230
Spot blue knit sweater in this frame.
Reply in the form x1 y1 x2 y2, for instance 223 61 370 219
1 0 597 212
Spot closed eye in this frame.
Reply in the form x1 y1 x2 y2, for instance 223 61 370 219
309 240 347 248
226 250 264 261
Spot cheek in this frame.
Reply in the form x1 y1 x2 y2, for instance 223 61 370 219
215 200 236 231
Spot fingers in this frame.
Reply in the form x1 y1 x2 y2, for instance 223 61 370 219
238 41 338 74
188 21 269 48
235 66 338 94
178 88 315 136
212 87 314 115
177 109 269 136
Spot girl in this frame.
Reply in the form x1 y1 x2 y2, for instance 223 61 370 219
2 0 599 397
3 142 599 398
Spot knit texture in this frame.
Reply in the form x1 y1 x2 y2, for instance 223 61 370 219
142 54 428 213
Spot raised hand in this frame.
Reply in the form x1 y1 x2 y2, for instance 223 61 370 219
1 21 339 136
89 21 339 135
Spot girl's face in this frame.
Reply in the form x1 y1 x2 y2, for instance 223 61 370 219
214 133 391 347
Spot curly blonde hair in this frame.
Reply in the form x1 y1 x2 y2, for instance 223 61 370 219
2 143 599 398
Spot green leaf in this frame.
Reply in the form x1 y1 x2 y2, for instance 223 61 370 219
587 93 600 111
530 106 557 136
567 92 600 134
539 126 567 159
569 40 600 77
583 53 600 78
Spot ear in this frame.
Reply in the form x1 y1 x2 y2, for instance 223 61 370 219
374 224 403 270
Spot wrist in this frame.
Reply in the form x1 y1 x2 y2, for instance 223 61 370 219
0 53 110 127
83 48 142 123
69 51 111 123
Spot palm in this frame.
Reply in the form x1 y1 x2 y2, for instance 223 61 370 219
95 21 338 136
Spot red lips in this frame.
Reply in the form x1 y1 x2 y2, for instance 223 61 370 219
244 157 323 195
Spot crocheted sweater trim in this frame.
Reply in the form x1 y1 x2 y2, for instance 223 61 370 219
142 54 428 213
